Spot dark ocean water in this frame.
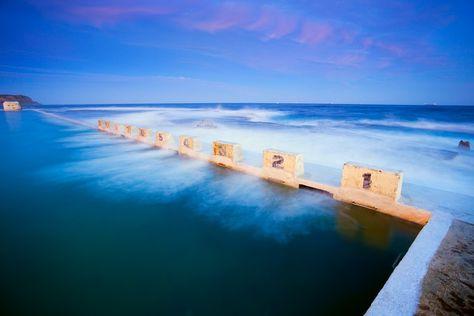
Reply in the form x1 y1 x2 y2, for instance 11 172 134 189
1 103 472 315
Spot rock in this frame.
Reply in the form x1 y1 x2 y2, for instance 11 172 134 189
458 140 470 150
0 94 39 106
194 119 217 129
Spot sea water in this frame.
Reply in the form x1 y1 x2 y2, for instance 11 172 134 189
1 103 472 315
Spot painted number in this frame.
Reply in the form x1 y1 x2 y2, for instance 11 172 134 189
184 138 191 148
272 154 284 169
362 173 372 189
217 144 227 157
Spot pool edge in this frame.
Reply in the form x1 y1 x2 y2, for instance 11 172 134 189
365 212 453 316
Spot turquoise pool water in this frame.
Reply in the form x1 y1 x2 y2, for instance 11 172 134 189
1 108 420 315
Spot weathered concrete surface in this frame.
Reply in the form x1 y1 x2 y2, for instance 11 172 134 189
262 149 303 188
366 212 453 316
3 101 22 111
333 187 431 225
341 163 403 202
137 128 152 143
211 141 243 168
416 220 474 315
111 122 122 135
155 131 174 149
98 119 105 131
123 125 134 138
179 135 201 156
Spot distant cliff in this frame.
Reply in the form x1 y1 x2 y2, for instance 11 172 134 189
0 94 39 106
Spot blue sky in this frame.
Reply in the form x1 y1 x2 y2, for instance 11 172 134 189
1 0 473 105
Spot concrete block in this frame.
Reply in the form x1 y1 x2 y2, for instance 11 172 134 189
179 135 201 156
123 125 134 138
137 128 152 143
98 119 106 131
104 120 111 131
340 163 403 201
2 101 21 111
111 122 123 135
211 141 243 168
155 131 174 149
262 149 304 188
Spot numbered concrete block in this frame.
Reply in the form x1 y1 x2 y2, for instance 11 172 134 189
98 119 106 131
155 131 174 149
340 163 403 202
211 141 243 168
2 101 21 111
104 120 111 131
123 125 134 138
137 128 152 143
179 135 201 156
111 122 123 135
262 149 304 188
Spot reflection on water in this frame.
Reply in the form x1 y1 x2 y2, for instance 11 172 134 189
336 203 421 249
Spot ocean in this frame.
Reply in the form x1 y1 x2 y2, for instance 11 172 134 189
1 103 472 315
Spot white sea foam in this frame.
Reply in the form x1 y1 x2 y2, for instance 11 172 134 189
37 126 338 241
359 119 474 134
37 106 474 223
48 105 285 124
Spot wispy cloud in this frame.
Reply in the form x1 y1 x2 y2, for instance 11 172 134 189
296 21 333 45
64 5 175 27
26 0 453 69
184 2 252 32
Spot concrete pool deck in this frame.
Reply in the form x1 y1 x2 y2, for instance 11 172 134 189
416 219 473 314
367 214 474 315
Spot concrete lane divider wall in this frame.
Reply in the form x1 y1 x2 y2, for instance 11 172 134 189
332 162 431 225
211 141 243 168
179 135 202 157
155 131 174 149
96 119 431 225
262 149 304 188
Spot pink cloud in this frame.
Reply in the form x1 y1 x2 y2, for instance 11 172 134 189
64 5 175 27
376 42 406 57
361 37 407 58
297 21 333 45
246 6 298 40
185 2 253 32
340 29 357 44
333 53 366 66
27 0 445 70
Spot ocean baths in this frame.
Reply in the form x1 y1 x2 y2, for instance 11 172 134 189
98 119 431 226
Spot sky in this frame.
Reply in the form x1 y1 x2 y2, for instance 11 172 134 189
0 0 473 105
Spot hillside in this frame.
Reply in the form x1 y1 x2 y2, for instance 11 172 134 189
0 94 39 106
